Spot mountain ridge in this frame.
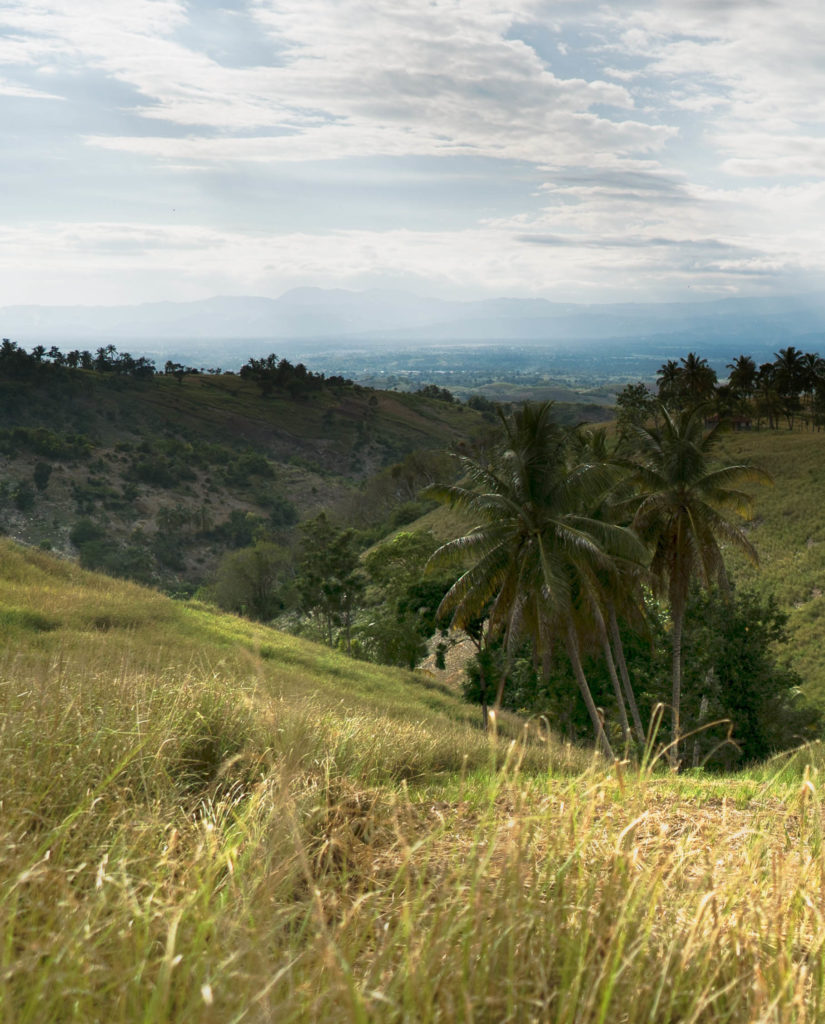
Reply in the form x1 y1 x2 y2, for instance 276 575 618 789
3 289 824 355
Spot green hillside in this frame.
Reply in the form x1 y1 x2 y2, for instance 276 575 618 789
715 428 825 705
5 539 825 1021
0 361 483 590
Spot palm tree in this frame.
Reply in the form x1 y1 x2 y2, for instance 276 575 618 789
619 402 771 766
773 346 806 428
755 363 781 430
679 353 717 404
572 425 647 747
656 359 682 408
726 354 757 400
801 352 825 423
426 403 646 755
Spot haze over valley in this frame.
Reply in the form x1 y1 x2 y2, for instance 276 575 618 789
4 288 825 395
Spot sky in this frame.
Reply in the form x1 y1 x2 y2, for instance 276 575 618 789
2 0 825 307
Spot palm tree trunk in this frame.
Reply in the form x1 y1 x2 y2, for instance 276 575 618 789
608 606 646 745
593 606 630 748
566 624 614 759
670 606 684 769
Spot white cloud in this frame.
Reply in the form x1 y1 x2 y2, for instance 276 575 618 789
1 0 665 165
584 0 825 177
2 0 825 304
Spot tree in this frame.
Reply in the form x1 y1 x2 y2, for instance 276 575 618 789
656 360 682 408
679 353 717 404
615 382 656 442
295 513 365 652
801 352 825 422
354 531 449 669
619 402 772 766
680 587 820 768
754 363 782 430
773 346 806 428
657 354 717 410
726 354 757 400
213 541 291 621
426 402 646 752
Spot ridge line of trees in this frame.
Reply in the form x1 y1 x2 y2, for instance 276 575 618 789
0 339 356 393
618 346 825 434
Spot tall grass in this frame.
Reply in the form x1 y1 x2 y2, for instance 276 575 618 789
719 429 825 706
4 538 825 1021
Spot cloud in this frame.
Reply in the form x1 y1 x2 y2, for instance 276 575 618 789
583 0 825 178
2 0 825 305
1 0 666 166
0 209 819 309
0 74 62 99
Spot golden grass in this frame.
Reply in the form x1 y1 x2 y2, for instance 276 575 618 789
5 537 825 1021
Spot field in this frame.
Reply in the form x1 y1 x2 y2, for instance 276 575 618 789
4 538 825 1021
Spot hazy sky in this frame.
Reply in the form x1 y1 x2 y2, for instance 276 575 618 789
2 0 825 307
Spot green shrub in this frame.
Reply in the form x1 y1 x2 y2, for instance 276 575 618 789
33 461 52 491
13 481 35 511
70 517 105 547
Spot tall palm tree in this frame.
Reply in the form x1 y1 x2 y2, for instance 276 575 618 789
572 424 647 747
680 352 717 404
755 363 781 430
773 346 806 428
656 359 682 408
426 403 646 755
619 402 771 766
726 354 757 400
801 352 825 423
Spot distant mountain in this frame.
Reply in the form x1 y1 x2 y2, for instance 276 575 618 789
3 288 824 361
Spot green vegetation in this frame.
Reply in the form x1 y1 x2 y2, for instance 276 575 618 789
0 339 481 593
609 348 825 713
5 537 825 1021
619 402 771 763
483 584 819 770
421 401 799 773
715 428 825 706
427 403 646 752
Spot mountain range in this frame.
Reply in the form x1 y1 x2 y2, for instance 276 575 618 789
3 288 824 365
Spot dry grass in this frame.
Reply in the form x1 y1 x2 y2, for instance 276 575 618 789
4 537 825 1021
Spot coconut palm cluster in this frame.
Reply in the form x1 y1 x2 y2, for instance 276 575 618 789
427 398 772 766
657 347 825 430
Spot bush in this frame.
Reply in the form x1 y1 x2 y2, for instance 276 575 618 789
33 462 52 492
213 541 291 621
70 517 105 547
223 450 274 486
13 482 35 512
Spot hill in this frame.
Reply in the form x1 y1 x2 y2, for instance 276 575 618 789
0 355 483 590
716 427 825 707
3 538 825 1021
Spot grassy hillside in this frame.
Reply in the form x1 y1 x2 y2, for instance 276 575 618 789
715 427 825 706
0 366 482 589
5 538 825 1021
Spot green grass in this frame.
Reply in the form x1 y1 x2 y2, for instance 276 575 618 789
6 538 825 1020
717 428 825 705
